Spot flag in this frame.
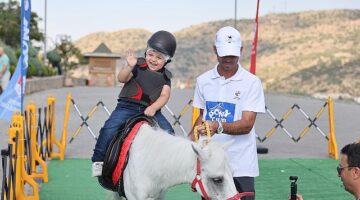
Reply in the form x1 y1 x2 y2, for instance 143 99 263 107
250 0 260 75
0 0 31 121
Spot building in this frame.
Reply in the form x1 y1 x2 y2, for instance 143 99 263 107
83 43 121 86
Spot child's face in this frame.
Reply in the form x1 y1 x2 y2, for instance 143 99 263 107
145 49 167 71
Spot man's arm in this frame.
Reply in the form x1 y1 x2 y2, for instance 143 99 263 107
0 63 6 77
194 111 257 137
221 111 257 135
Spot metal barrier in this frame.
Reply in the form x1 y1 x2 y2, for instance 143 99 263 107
63 94 340 160
5 112 40 200
191 96 338 160
1 145 15 200
258 102 328 143
165 98 193 137
25 103 48 182
1 95 69 200
67 94 189 141
68 95 111 143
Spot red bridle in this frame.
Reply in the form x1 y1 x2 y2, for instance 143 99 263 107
191 159 255 200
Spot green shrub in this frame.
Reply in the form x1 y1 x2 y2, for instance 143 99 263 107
28 56 43 76
47 50 61 63
27 64 37 78
41 65 57 76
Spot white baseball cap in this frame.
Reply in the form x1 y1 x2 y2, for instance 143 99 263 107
214 26 242 57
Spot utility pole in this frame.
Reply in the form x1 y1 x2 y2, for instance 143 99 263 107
43 0 47 64
234 0 237 28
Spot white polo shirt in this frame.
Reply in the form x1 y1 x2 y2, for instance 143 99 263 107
193 64 265 177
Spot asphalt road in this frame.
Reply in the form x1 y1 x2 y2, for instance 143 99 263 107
0 86 359 165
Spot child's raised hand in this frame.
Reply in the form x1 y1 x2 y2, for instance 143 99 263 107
125 49 137 67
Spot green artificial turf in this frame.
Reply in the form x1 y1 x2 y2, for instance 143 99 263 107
39 158 353 200
257 158 352 200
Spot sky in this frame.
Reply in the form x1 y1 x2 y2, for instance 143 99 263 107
27 0 360 45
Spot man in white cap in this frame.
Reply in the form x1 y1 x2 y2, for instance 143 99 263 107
190 26 265 200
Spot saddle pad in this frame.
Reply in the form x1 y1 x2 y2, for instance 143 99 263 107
112 121 147 184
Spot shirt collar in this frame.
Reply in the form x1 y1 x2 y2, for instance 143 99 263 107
211 63 244 81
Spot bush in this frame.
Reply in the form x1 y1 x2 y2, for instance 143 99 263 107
27 64 37 78
28 56 43 76
47 50 61 63
41 65 57 76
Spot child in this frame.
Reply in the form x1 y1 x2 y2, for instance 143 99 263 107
91 31 177 177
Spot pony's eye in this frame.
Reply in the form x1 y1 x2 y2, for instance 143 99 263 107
211 177 223 184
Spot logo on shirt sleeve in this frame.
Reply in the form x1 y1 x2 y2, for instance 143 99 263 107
205 101 235 122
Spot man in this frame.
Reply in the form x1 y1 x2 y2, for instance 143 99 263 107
295 142 360 200
337 143 360 199
0 47 10 93
190 26 265 200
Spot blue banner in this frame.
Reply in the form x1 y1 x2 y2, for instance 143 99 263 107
0 0 31 122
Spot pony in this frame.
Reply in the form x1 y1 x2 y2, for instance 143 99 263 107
112 123 250 200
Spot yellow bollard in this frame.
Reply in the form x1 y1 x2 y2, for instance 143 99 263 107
59 93 71 160
48 94 70 160
192 107 200 127
327 97 339 160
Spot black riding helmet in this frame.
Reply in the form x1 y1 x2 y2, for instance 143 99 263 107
147 31 177 60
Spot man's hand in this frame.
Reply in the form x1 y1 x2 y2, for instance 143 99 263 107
188 131 196 141
193 121 218 137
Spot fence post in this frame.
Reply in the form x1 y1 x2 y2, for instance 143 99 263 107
327 96 338 160
59 93 71 160
47 96 65 160
191 107 200 127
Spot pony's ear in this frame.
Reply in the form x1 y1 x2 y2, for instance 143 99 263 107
192 143 210 161
221 140 234 150
191 143 201 157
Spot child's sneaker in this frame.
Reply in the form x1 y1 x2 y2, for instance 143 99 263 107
92 162 103 177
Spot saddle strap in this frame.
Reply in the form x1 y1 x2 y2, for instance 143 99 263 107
112 121 147 185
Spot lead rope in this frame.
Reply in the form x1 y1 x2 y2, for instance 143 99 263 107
193 121 211 143
191 122 212 199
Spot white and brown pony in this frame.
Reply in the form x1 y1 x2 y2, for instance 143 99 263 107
111 123 251 200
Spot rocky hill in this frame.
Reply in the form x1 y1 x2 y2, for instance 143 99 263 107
74 9 360 98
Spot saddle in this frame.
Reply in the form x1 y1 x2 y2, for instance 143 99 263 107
98 114 158 196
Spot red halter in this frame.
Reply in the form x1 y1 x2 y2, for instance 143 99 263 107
191 159 255 200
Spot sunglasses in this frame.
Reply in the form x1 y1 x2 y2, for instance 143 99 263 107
336 164 354 175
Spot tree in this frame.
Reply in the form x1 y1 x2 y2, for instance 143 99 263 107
56 39 82 73
46 36 83 76
0 0 44 48
47 50 62 75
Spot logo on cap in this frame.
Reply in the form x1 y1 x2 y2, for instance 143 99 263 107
226 35 233 43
